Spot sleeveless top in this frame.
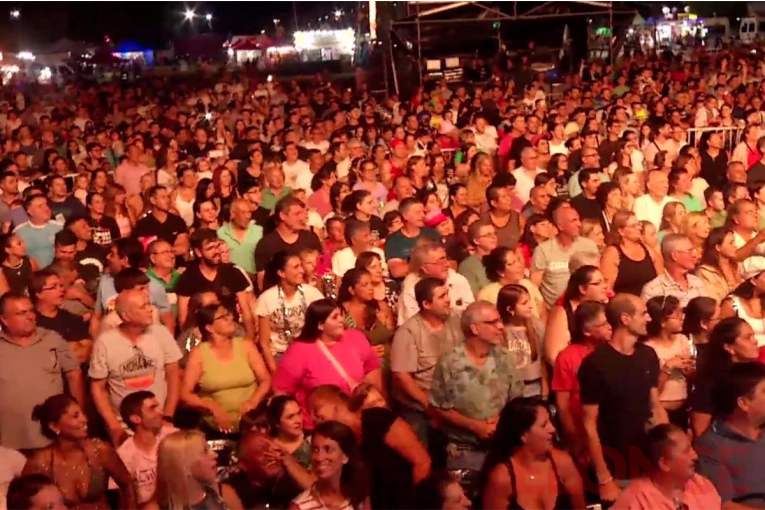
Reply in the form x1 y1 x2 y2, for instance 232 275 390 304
175 194 195 227
507 455 572 510
293 488 354 510
198 338 257 428
613 243 658 296
730 297 765 347
2 257 32 295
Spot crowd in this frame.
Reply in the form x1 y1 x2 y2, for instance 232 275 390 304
2 46 765 510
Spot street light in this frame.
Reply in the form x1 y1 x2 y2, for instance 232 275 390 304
273 18 280 27
184 9 195 21
9 9 19 19
334 9 343 18
205 13 212 22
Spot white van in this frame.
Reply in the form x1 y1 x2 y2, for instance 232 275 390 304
740 17 764 44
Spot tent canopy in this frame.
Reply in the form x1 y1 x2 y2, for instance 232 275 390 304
115 40 146 54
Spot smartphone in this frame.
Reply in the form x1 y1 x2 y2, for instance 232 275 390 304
267 75 273 82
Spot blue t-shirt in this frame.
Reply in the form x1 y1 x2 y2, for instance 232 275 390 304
384 227 441 263
13 221 62 267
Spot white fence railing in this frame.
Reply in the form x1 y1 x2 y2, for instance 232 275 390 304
685 126 744 152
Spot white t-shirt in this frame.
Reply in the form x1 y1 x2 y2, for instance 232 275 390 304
332 247 388 279
302 140 330 154
115 426 178 504
283 159 310 189
295 168 316 197
255 285 324 355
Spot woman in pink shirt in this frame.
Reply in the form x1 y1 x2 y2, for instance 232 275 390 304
272 299 383 427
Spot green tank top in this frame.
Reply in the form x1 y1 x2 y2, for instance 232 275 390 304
198 338 257 428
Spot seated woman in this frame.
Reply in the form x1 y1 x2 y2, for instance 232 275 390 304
273 299 383 427
22 394 137 510
355 251 401 319
180 304 271 434
307 385 431 510
267 395 311 469
477 247 545 320
479 398 585 510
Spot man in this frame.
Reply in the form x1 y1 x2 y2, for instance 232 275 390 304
133 186 189 257
522 185 552 219
90 289 182 446
382 175 415 215
614 423 721 509
29 268 91 365
668 168 703 212
282 142 310 189
391 277 464 446
117 391 177 506
643 120 675 168
186 127 215 159
294 148 323 196
241 182 272 230
176 229 255 338
329 141 351 181
511 147 543 204
579 294 668 503
253 195 322 290
568 131 609 197
398 241 474 325
728 198 765 276
51 229 97 312
530 206 599 310
458 220 498 295
694 362 765 509
385 197 441 280
746 136 765 184
47 175 85 224
571 169 603 222
64 215 108 289
0 170 19 226
221 432 313 510
429 301 524 471
331 218 387 279
114 143 151 196
641 234 705 307
634 169 678 230
217 198 263 277
261 163 292 212
13 195 62 267
0 293 85 451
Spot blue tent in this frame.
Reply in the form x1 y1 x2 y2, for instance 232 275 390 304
115 40 146 54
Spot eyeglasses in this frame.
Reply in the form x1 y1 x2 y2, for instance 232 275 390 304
214 311 233 322
479 318 503 327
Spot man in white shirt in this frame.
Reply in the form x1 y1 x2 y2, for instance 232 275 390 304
332 219 388 279
634 169 678 229
281 142 310 189
472 115 498 155
512 147 543 204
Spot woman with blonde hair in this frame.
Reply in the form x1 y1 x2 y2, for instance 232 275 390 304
580 218 605 252
600 210 661 295
658 201 686 243
696 227 742 304
681 211 711 253
149 429 235 510
104 183 135 239
465 152 495 211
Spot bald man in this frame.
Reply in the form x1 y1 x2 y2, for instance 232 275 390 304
217 197 264 276
90 288 182 446
220 432 312 510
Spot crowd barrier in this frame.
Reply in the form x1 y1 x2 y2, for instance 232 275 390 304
685 125 744 151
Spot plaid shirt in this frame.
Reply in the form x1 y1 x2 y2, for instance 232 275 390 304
640 270 706 308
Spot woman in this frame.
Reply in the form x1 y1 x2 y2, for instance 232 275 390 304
307 386 429 510
290 421 369 510
353 160 388 211
193 199 221 231
477 247 527 305
411 471 471 510
446 183 471 220
644 296 694 426
273 299 383 424
342 190 388 244
338 268 394 364
324 181 351 221
544 265 609 364
149 430 233 510
681 211 711 253
255 251 325 374
86 192 121 245
640 220 661 254
689 318 759 437
594 181 622 234
181 304 271 434
22 394 137 510
268 395 312 468
212 167 238 222
89 169 109 195
497 285 547 399
480 398 586 510
613 166 640 211
466 153 495 211
658 201 686 243
355 251 401 317
0 233 38 296
7 474 67 510
307 166 338 219
600 210 661 295
546 153 572 201
430 153 449 205
721 269 765 347
239 149 264 194
176 291 222 367
156 146 180 189
696 227 742 303
683 296 720 361
103 184 134 240
170 166 197 228
580 218 605 252
518 214 557 269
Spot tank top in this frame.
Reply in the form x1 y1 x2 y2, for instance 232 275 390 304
506 455 573 510
2 257 32 295
115 214 132 239
198 338 257 427
175 194 195 228
613 243 658 296
293 488 354 510
730 297 765 347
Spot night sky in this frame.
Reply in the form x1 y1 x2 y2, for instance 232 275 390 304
1 2 359 50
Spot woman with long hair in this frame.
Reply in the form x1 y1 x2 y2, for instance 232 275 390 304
594 181 622 234
644 296 695 426
290 421 370 510
466 153 495 211
720 269 765 347
517 214 557 269
325 181 351 221
150 430 232 510
580 218 605 252
181 303 271 434
497 285 548 399
212 167 238 222
680 211 711 253
175 291 222 365
688 317 759 437
306 165 338 219
104 184 135 239
546 153 572 201
341 190 388 244
543 265 609 364
353 160 388 211
255 250 325 374
273 299 383 424
89 169 109 195
479 398 585 510
445 183 471 220
600 210 661 295
307 386 428 509
612 166 640 211
22 394 137 509
338 268 394 362
696 227 742 303
658 201 687 243
682 296 720 361
355 251 400 317
0 233 38 296
267 395 312 468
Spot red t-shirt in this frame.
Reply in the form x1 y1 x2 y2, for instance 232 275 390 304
551 343 594 433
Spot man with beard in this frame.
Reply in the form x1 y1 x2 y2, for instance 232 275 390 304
220 432 312 510
579 294 668 505
175 228 254 338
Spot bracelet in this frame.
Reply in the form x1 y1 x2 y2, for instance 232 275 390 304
597 476 614 486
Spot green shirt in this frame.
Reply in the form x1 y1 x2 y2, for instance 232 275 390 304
146 267 181 318
458 254 489 295
260 187 293 212
679 193 704 213
217 222 263 274
710 211 727 229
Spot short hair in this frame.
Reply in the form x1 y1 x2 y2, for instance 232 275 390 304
467 219 492 243
605 293 637 329
660 233 690 260
414 277 446 309
712 361 765 417
190 228 218 252
27 268 59 303
23 194 46 212
0 291 29 316
399 197 421 214
645 423 685 469
7 475 59 510
704 186 721 204
344 218 370 245
54 229 77 248
148 185 167 200
274 195 305 221
119 390 156 431
578 168 599 187
569 251 601 273
460 300 495 337
113 267 151 293
113 238 145 269
571 300 606 343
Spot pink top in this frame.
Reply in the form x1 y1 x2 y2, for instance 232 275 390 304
611 475 721 510
273 329 381 426
114 426 177 504
115 160 151 196
307 188 332 218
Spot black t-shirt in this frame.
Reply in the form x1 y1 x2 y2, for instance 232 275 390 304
75 243 108 292
88 215 121 245
36 310 89 342
50 197 85 223
225 471 302 510
253 230 323 273
578 342 660 479
175 262 249 314
689 346 728 416
186 141 216 159
134 213 188 245
571 194 602 223
508 136 533 167
252 207 272 231
360 407 415 510
353 214 388 243
700 150 729 190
